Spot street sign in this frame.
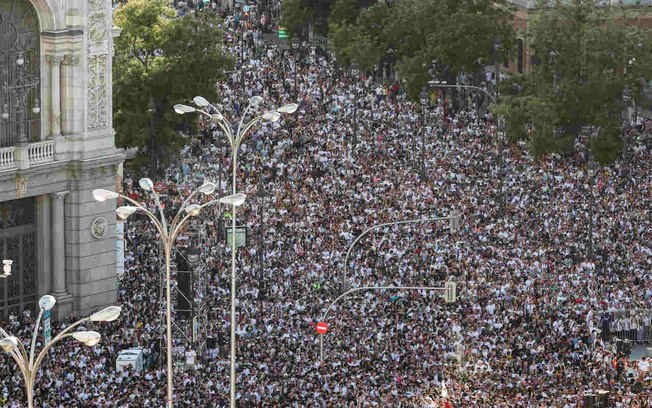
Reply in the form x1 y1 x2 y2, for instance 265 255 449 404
43 309 52 344
315 322 328 335
278 26 289 39
225 225 247 248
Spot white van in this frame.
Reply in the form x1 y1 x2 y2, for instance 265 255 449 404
116 348 145 373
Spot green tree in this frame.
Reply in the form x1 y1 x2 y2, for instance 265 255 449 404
280 0 336 39
496 0 652 163
113 0 234 173
328 0 514 98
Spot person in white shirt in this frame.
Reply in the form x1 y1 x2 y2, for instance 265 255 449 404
637 356 649 381
185 347 197 370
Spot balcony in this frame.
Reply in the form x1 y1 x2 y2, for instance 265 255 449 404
28 140 56 164
0 139 59 172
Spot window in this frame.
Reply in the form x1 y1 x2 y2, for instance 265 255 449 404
0 0 41 147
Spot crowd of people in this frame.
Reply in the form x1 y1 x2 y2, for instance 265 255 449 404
2 1 652 406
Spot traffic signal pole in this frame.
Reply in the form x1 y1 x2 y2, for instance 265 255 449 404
317 283 457 361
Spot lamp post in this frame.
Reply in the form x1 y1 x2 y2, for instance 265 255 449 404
93 182 245 408
256 179 267 316
174 96 297 408
318 283 457 361
428 80 506 217
342 211 461 293
587 159 597 260
0 292 121 408
292 42 299 98
419 89 429 181
148 97 157 175
290 42 310 99
351 64 360 149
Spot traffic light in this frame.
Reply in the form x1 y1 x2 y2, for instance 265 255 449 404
278 26 289 39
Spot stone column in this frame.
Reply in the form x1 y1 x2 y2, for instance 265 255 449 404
51 191 73 319
37 195 52 295
46 55 64 138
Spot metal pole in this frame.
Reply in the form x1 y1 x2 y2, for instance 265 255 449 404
428 82 505 217
258 181 265 316
165 244 174 408
319 285 452 361
190 256 195 348
294 52 298 98
352 68 358 149
588 199 594 259
342 215 457 292
149 105 156 175
587 163 595 260
26 377 33 408
320 334 323 361
230 148 238 408
421 102 427 180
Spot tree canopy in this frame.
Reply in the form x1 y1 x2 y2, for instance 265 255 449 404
113 0 234 173
280 0 336 39
495 0 652 163
327 0 514 98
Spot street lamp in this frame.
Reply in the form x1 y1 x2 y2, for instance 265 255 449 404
342 211 461 292
318 282 457 361
350 64 360 149
148 97 157 174
587 159 597 260
256 180 267 315
0 290 121 408
419 89 429 181
175 95 297 408
290 42 310 98
92 181 244 408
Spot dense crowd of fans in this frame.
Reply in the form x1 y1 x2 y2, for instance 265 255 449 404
2 1 652 407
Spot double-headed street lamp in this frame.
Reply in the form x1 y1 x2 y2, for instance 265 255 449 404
93 180 245 408
0 290 121 408
174 96 297 408
318 283 457 361
342 212 461 292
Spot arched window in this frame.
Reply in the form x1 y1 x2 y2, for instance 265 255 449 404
0 0 41 147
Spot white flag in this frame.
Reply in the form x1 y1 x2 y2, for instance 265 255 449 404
441 383 449 399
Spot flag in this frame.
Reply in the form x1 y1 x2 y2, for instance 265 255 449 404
441 383 448 399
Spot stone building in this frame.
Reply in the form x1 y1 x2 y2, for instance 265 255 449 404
0 0 122 320
506 0 652 75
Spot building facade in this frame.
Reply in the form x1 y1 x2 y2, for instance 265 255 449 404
0 0 122 320
506 0 652 75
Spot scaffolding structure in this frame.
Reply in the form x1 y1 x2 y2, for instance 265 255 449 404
157 222 209 367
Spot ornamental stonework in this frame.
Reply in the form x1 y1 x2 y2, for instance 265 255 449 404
88 13 106 43
88 0 104 11
87 54 108 129
91 217 108 239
